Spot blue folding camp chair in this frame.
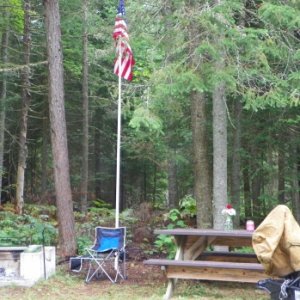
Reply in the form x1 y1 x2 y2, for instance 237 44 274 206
84 226 126 283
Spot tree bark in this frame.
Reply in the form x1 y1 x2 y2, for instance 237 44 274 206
231 100 242 227
250 146 263 215
278 145 285 203
80 0 89 213
0 30 9 205
41 101 49 201
243 157 252 218
93 109 102 199
212 70 227 229
187 0 213 228
191 91 212 228
167 151 178 209
15 0 31 215
291 134 300 221
212 0 228 230
44 0 76 257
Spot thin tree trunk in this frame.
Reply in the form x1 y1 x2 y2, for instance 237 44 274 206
278 146 285 203
265 150 278 212
44 0 76 257
143 162 147 203
251 154 263 217
152 163 157 205
167 151 178 209
93 111 102 199
15 0 31 215
0 30 9 205
231 100 242 228
191 91 212 228
243 158 252 218
80 0 89 213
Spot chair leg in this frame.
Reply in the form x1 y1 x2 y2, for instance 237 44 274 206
123 250 126 279
113 251 126 282
85 260 115 283
85 248 126 283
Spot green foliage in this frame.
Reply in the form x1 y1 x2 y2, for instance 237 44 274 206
86 207 115 223
163 195 197 226
154 234 176 259
166 209 186 229
76 235 92 255
91 199 112 209
233 247 255 254
129 106 163 135
25 204 57 220
259 3 300 30
152 66 205 100
153 199 197 258
119 208 138 225
0 0 24 33
1 0 299 247
179 195 197 218
0 211 57 246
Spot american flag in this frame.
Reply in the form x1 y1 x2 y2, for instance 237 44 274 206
113 0 135 81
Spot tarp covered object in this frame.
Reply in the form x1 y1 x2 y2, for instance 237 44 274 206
252 205 300 277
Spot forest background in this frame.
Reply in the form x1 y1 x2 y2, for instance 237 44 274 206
0 0 299 258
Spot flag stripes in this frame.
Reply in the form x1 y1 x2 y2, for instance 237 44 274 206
113 1 134 81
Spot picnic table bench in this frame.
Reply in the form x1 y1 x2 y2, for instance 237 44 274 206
144 228 267 300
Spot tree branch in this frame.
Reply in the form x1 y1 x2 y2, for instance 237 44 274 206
0 61 48 73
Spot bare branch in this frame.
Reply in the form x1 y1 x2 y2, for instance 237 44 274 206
0 61 48 73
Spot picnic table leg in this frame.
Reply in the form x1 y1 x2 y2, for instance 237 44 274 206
163 236 185 300
163 278 176 300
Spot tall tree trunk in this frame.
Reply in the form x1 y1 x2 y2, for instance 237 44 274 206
80 0 89 213
191 91 212 228
93 110 102 199
15 0 31 215
292 144 300 222
212 0 227 230
231 1 245 228
243 158 252 218
152 163 157 205
44 0 76 257
265 150 278 212
41 101 49 201
251 154 263 218
212 69 227 230
278 145 285 203
143 162 147 203
231 100 242 228
167 150 177 209
290 128 300 221
0 30 8 205
187 0 212 228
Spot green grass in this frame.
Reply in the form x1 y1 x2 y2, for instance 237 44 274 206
0 266 270 300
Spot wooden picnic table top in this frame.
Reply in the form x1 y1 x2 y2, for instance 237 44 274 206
154 228 253 238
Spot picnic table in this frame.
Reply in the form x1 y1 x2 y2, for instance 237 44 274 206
144 228 267 300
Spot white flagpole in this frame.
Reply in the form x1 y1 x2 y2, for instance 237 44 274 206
115 38 122 228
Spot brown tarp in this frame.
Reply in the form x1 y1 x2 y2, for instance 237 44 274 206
252 205 300 277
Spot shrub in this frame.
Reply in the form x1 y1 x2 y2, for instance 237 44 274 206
0 211 57 246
